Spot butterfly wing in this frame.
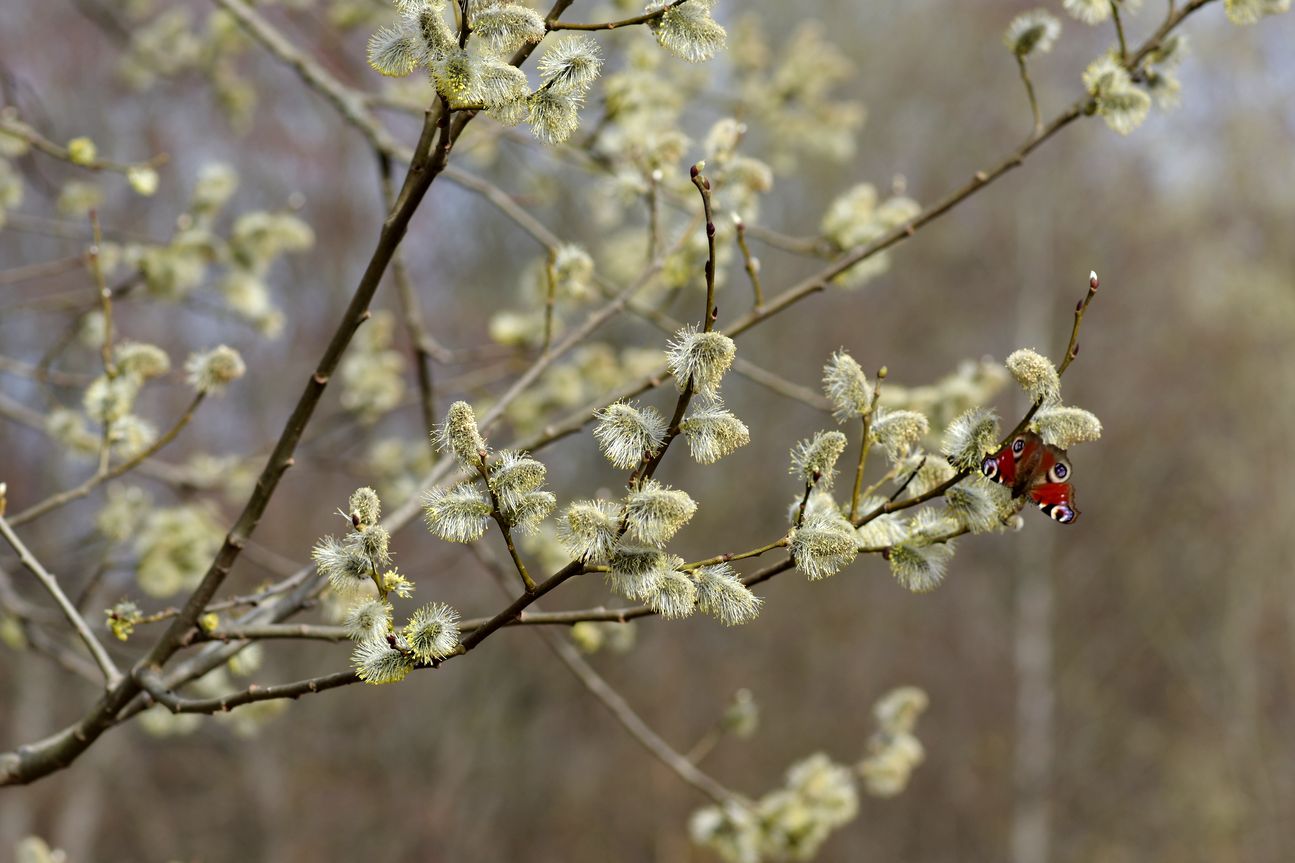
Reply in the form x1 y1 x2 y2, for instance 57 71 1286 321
981 432 1043 496
1028 481 1080 524
1027 444 1080 524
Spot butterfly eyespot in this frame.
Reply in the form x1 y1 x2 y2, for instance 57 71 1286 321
1011 438 1025 454
981 457 998 479
1051 463 1068 481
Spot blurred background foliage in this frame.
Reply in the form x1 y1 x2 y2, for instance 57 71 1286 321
2 0 1293 860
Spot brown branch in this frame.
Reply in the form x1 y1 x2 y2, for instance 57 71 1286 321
848 369 885 521
476 460 537 592
0 253 88 286
542 249 558 355
733 215 765 309
135 667 358 714
0 515 121 687
0 116 165 175
547 0 686 31
9 393 206 526
692 166 718 332
1016 55 1043 137
379 156 439 435
212 0 403 160
539 628 741 807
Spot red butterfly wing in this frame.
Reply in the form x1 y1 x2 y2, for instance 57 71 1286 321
1029 444 1079 522
983 433 1082 524
1028 481 1080 524
981 433 1042 493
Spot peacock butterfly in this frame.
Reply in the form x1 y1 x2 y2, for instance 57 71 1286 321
980 431 1080 524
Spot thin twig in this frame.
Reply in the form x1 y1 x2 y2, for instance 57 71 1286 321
1016 55 1043 137
733 215 764 308
0 515 121 687
681 537 789 570
9 393 206 526
691 166 718 332
546 0 686 31
90 213 116 380
476 460 537 592
378 156 439 435
848 368 885 521
540 628 741 807
135 667 358 714
0 116 165 175
1111 1 1130 63
0 253 87 286
542 249 558 355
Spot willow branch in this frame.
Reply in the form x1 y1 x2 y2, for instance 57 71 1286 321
540 627 741 807
0 116 165 175
848 370 885 521
547 0 686 31
476 461 537 592
0 515 121 687
9 393 206 526
1111 1 1130 63
379 157 439 435
1016 55 1043 137
135 667 357 714
733 216 765 309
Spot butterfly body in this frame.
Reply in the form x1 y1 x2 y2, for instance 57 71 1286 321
981 431 1080 524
